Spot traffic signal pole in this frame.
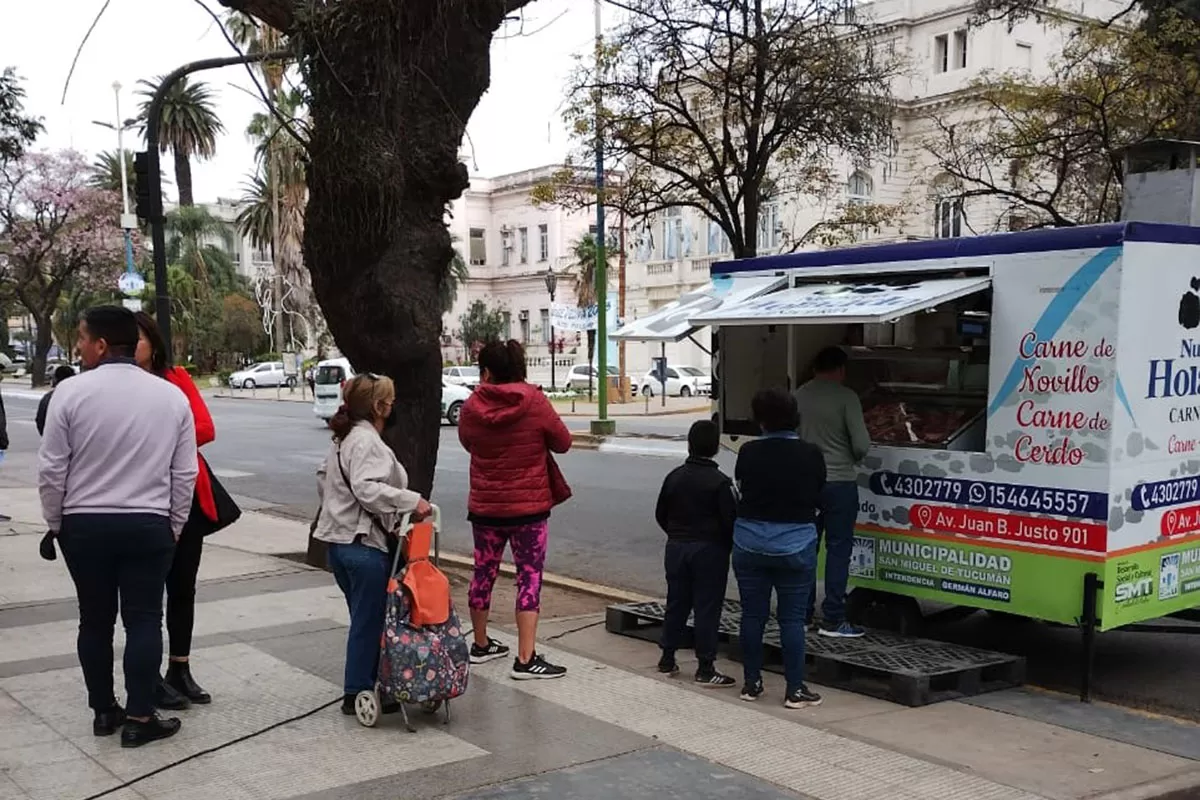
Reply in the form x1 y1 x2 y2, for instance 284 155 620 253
136 51 291 353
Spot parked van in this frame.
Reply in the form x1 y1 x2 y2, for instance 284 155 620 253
312 357 472 426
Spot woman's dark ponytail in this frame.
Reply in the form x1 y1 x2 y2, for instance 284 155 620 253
328 404 354 440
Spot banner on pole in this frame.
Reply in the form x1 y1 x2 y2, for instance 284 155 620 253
549 303 598 331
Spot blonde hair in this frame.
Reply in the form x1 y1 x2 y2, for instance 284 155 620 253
329 374 395 439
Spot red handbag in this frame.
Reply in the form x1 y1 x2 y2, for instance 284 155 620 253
548 454 572 506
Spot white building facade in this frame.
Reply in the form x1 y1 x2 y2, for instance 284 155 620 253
618 0 1128 373
442 166 599 372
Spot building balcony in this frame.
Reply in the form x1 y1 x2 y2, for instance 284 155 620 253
644 260 679 287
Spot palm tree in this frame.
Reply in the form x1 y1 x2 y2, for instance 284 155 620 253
165 206 240 296
89 149 134 194
571 234 599 398
441 235 470 314
136 75 224 207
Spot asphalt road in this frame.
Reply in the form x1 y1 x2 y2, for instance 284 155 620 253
7 391 1200 720
1 391 700 596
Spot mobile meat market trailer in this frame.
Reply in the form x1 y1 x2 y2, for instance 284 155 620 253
621 222 1200 693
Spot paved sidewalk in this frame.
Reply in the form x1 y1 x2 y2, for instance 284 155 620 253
2 489 1200 800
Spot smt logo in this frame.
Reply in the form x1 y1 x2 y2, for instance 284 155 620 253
1115 577 1153 603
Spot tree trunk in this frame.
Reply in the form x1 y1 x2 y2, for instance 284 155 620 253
262 0 534 501
29 312 53 389
174 151 194 208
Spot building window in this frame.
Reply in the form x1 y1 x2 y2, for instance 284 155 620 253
469 228 486 266
847 171 873 204
756 203 780 253
538 223 549 262
519 227 529 264
501 228 512 267
502 311 512 340
953 29 968 69
519 311 530 343
934 34 949 74
1016 42 1032 69
707 218 731 255
662 208 683 260
540 308 550 342
934 197 964 239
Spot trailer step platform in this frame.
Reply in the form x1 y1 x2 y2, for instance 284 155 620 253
606 600 1025 707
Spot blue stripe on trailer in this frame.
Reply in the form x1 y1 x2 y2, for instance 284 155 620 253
710 221 1200 275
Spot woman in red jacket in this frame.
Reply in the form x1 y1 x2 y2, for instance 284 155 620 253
134 313 216 708
458 340 572 679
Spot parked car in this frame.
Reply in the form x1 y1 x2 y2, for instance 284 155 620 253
565 364 618 392
230 361 293 390
442 365 480 388
441 379 471 426
640 365 711 398
313 357 470 426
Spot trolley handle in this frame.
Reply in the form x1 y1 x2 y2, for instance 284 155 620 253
389 503 441 576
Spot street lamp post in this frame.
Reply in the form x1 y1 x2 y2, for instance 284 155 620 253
92 82 139 275
544 269 558 391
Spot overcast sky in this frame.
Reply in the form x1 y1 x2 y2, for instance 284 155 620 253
1 0 594 203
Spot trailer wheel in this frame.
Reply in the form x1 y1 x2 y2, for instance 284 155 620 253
847 589 923 636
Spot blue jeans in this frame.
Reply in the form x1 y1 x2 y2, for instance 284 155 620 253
733 542 817 693
809 481 859 626
328 542 390 695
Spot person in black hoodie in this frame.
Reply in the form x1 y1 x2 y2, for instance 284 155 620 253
655 420 738 687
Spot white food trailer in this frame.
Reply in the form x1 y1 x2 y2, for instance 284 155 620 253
613 221 1200 693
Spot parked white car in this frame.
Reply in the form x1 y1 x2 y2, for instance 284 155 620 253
230 361 293 389
443 365 480 388
313 357 470 426
639 366 711 398
441 379 471 426
565 364 618 392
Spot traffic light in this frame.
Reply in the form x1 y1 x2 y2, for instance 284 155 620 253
133 151 153 221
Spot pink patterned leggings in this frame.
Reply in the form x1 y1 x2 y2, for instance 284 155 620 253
468 520 549 613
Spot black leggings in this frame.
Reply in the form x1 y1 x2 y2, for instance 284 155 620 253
166 522 205 658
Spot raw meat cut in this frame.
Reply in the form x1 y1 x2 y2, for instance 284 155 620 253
863 399 975 446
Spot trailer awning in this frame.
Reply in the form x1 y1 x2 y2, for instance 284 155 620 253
689 276 992 326
611 274 786 342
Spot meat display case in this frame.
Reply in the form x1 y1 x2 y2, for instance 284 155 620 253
860 389 986 451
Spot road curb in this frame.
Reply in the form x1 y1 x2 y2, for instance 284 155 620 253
1090 767 1200 800
207 392 312 405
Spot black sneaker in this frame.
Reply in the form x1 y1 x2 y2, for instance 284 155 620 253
93 704 126 737
511 653 567 680
695 670 736 688
120 714 181 748
784 685 823 709
470 638 510 664
657 656 680 675
740 680 765 702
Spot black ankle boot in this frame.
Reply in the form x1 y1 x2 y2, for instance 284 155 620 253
166 661 211 704
154 678 191 711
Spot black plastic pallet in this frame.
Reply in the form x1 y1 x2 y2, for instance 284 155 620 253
606 600 1025 707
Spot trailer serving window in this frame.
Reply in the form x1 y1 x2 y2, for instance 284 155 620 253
692 274 993 451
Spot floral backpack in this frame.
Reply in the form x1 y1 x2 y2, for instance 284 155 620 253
377 519 470 706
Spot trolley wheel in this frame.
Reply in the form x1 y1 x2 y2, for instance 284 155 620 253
421 700 442 715
355 690 380 727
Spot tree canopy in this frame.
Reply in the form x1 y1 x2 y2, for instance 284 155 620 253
926 17 1200 228
0 68 42 167
546 0 897 257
